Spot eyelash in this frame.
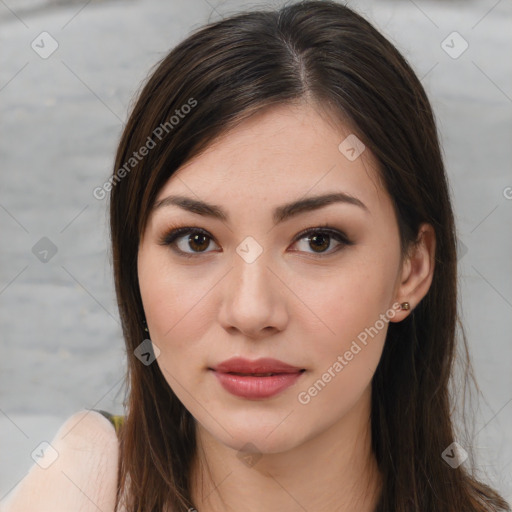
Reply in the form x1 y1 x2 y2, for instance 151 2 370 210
158 223 354 259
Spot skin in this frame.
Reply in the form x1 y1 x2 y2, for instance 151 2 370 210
137 101 436 512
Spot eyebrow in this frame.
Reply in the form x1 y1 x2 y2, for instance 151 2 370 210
152 192 370 225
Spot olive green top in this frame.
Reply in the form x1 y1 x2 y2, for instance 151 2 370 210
90 409 125 436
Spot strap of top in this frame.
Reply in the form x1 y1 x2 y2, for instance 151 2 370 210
89 408 125 436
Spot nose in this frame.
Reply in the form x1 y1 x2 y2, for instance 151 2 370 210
217 251 289 339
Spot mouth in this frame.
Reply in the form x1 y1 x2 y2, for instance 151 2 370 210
208 357 306 399
210 369 306 399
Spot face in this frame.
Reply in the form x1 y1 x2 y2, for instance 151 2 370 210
137 101 407 454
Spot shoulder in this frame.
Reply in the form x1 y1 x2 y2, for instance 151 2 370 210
1 409 119 512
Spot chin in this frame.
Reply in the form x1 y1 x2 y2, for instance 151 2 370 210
200 418 306 455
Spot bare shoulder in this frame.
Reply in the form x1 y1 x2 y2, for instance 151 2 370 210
1 409 120 512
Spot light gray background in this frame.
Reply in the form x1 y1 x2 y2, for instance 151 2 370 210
1 0 511 505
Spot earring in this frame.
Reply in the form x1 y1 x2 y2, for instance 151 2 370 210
400 302 410 310
143 319 149 333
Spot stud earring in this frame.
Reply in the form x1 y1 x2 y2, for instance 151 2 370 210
400 302 410 310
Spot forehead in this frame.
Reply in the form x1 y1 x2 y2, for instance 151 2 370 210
154 102 389 219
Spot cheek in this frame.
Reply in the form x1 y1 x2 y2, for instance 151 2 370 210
291 256 396 409
296 278 390 413
295 259 395 346
138 249 215 355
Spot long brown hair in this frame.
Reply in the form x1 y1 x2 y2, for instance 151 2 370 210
108 1 510 510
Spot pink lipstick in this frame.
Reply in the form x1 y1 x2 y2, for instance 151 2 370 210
210 357 305 399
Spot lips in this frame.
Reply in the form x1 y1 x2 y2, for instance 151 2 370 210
211 357 305 375
210 357 306 399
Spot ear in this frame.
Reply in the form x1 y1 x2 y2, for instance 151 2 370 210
389 222 436 322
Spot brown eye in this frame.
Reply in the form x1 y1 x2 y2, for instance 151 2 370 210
306 232 330 252
160 227 220 258
160 225 353 259
291 228 353 256
187 232 211 252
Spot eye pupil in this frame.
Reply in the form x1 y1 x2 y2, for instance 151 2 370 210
309 233 330 252
190 233 209 252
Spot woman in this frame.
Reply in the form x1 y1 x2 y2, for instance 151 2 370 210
4 1 510 511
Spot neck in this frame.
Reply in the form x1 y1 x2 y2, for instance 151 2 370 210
189 387 382 512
